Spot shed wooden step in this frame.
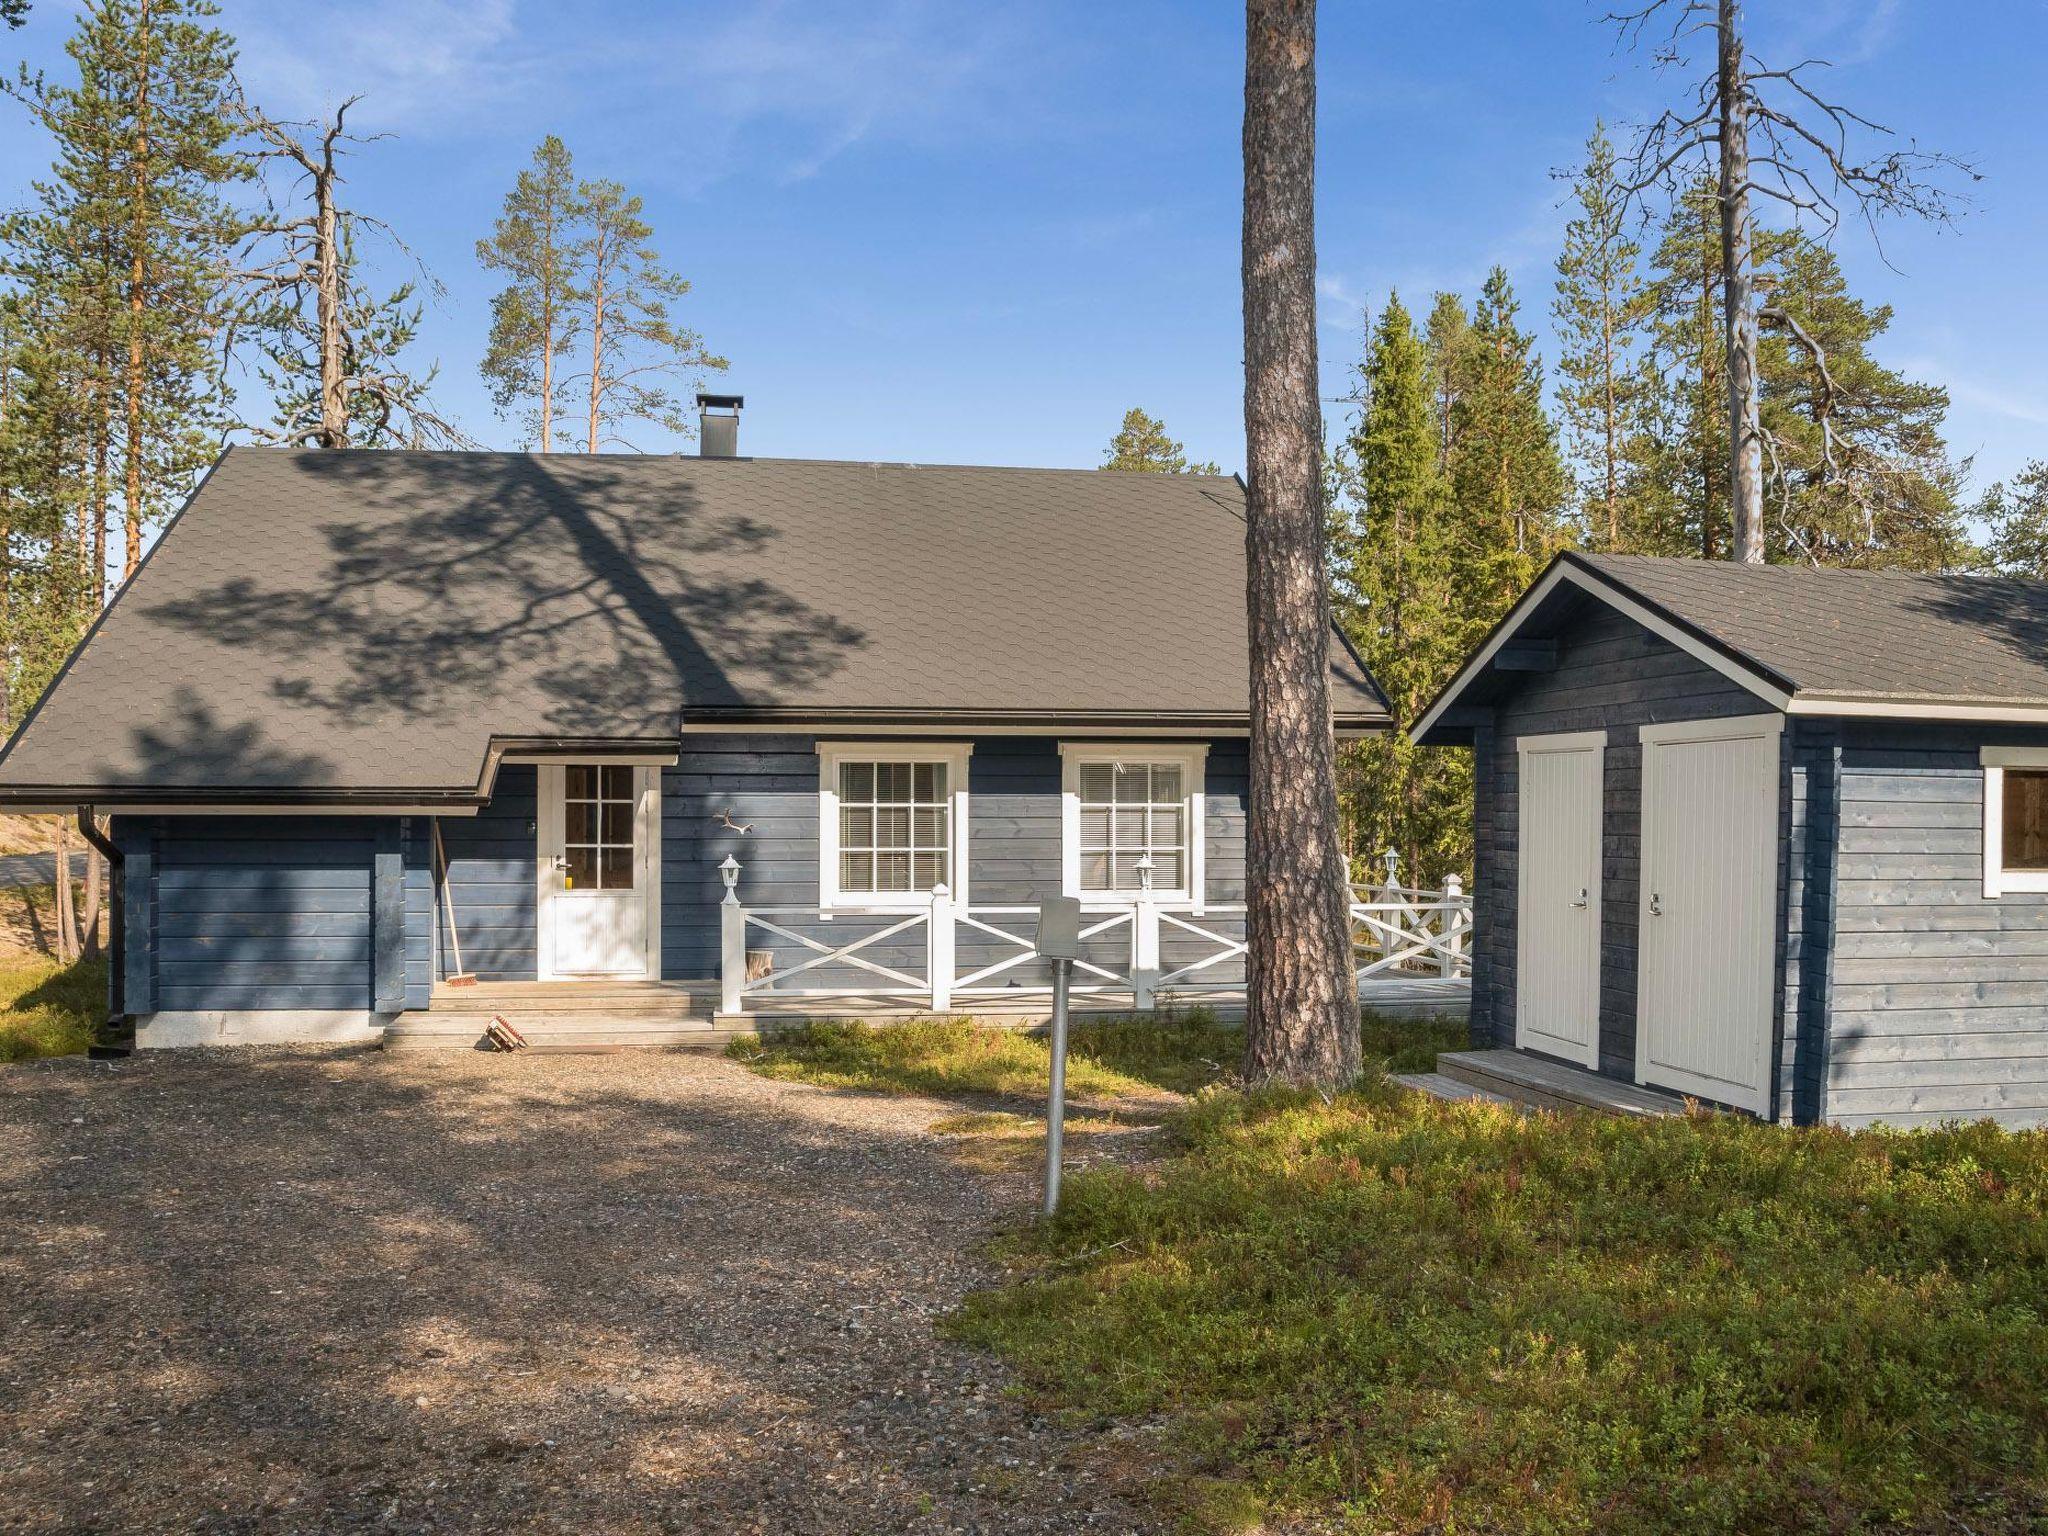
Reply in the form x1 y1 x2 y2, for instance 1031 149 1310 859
1435 1049 1695 1117
1390 1071 1517 1106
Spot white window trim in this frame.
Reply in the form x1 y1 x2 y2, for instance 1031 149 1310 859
816 742 972 909
1059 742 1208 911
1980 746 2048 897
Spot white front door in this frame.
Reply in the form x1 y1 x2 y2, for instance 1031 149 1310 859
538 764 658 978
1636 715 1780 1115
1516 731 1605 1067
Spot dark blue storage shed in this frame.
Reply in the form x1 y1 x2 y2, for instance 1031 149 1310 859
1417 552 2048 1129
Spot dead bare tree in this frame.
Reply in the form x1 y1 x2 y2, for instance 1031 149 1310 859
230 91 471 450
1240 0 1361 1089
1606 0 1975 563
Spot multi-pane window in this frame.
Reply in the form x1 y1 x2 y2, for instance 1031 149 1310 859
1077 760 1186 893
2004 769 2048 872
563 764 637 890
838 761 949 895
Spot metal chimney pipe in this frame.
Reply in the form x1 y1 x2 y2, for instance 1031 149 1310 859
697 393 744 457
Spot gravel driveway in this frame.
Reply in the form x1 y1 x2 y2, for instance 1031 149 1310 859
0 1048 1159 1534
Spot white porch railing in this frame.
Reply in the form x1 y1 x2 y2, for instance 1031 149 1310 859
715 851 1471 1016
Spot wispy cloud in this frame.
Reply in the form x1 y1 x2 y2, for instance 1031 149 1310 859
655 0 1040 189
228 0 534 130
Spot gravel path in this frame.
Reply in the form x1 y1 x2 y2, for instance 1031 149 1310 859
0 1048 1161 1534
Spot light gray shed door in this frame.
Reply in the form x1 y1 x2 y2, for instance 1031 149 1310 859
1516 732 1605 1068
1635 715 1780 1115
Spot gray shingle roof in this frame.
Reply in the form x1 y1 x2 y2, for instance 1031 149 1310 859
1572 553 2048 703
0 447 1387 799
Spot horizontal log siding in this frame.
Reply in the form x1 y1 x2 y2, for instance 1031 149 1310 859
137 815 383 1012
1476 604 1781 1093
663 734 1251 994
434 765 538 982
1823 723 2048 1128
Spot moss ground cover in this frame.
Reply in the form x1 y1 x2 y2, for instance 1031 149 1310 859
952 1080 2048 1533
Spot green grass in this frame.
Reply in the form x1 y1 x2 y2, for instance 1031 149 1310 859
726 1009 1245 1103
0 954 107 1062
951 1080 2048 1534
727 1009 1469 1105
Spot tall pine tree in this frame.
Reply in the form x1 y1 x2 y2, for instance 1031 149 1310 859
1100 407 1218 473
478 135 583 452
1553 124 1651 551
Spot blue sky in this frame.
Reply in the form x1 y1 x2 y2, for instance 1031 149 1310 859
3 0 2045 495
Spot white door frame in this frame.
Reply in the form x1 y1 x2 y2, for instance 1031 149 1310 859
1634 713 1781 1115
1515 729 1606 1068
535 762 663 980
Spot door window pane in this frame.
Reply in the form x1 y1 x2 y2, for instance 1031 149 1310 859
561 765 638 890
834 758 951 895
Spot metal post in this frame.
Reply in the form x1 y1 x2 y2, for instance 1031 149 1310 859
1044 955 1071 1216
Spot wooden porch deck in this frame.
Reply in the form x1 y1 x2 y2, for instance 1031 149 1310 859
381 976 1470 1052
1395 1048 1696 1117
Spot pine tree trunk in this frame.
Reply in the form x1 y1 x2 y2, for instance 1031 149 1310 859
54 819 76 963
539 202 556 454
78 840 103 962
586 255 605 453
1240 0 1361 1089
316 161 347 448
123 0 153 580
1717 0 1765 563
1602 290 1618 548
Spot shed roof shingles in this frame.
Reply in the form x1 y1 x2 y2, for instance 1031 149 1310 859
1574 553 2048 705
0 448 1387 795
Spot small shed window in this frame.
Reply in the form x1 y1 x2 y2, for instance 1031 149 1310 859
1980 748 2048 896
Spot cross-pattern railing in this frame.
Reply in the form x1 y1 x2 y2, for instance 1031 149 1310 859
715 852 1470 1016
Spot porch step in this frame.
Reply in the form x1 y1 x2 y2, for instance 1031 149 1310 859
1390 1070 1517 1106
426 980 713 1017
1435 1049 1695 1118
384 1014 737 1053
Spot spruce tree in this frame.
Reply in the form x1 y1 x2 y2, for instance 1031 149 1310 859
1553 124 1650 551
1330 294 1469 883
1100 407 1219 473
478 136 583 452
1449 266 1566 631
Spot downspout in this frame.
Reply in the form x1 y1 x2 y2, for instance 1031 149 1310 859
74 807 126 1047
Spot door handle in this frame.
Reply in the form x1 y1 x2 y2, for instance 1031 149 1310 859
1648 892 1663 917
1571 887 1589 908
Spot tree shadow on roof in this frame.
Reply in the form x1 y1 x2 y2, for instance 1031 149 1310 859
143 452 868 738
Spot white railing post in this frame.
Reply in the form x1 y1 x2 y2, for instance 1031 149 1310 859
1441 872 1465 977
928 883 954 1012
1131 857 1159 1010
719 855 745 1014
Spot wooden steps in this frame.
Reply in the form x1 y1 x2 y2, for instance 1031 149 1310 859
1390 1070 1517 1106
1432 1049 1695 1117
386 979 725 1052
384 1017 742 1053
